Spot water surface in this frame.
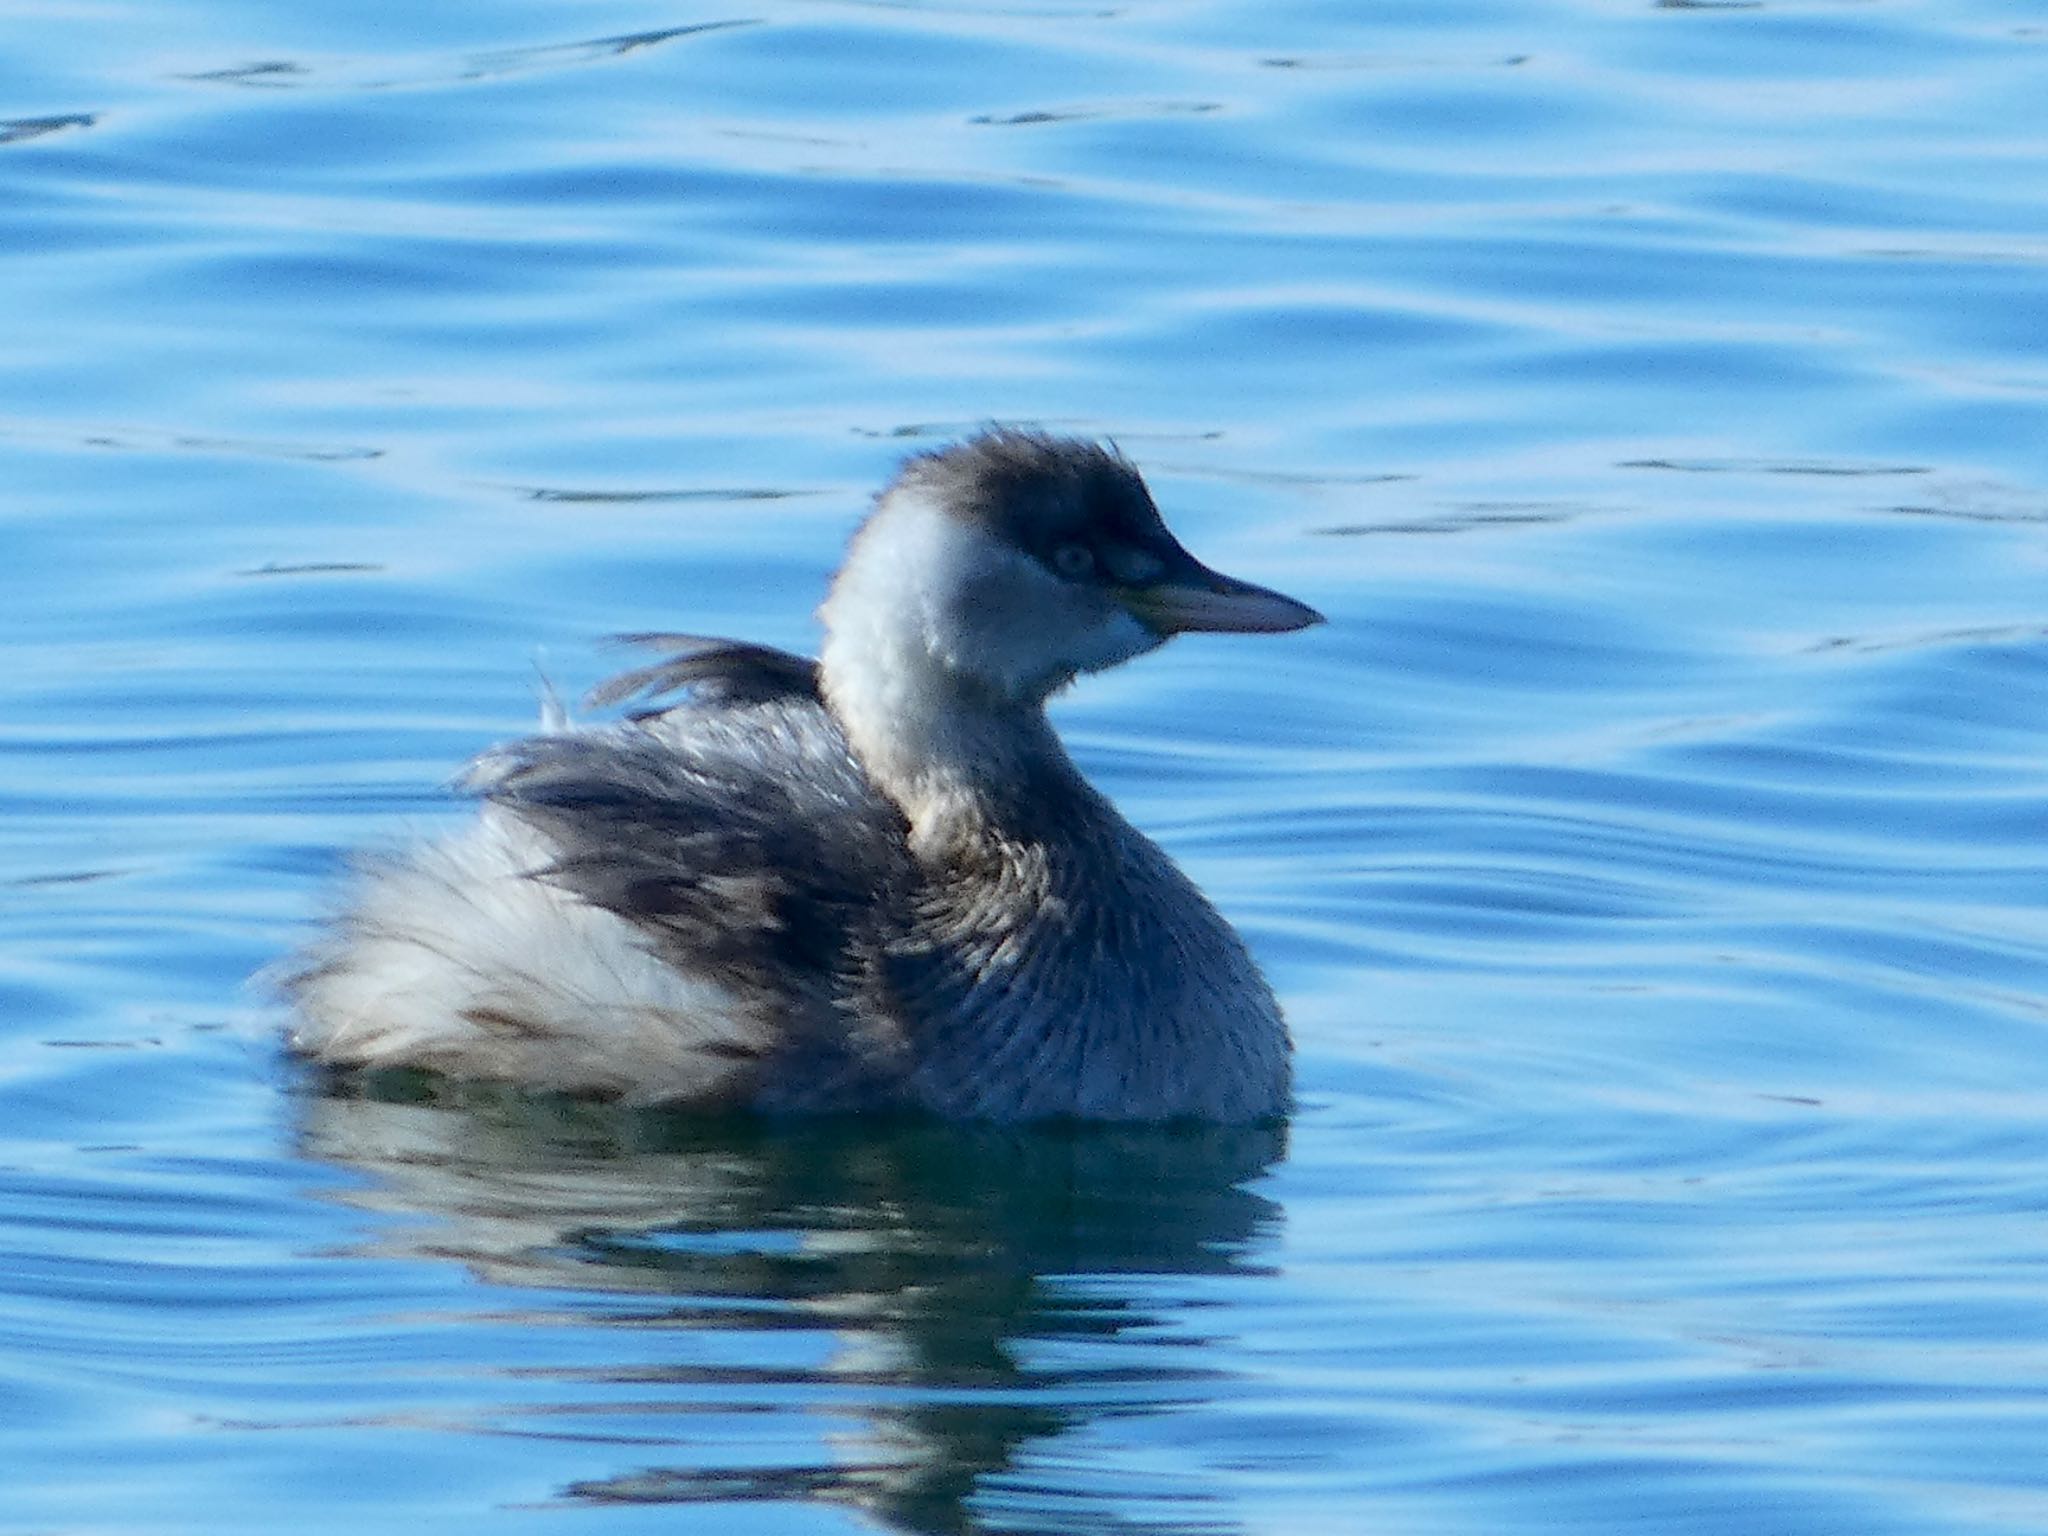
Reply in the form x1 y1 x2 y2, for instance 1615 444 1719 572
5 1 2048 1531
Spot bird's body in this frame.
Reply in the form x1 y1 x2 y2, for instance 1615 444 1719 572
287 432 1319 1121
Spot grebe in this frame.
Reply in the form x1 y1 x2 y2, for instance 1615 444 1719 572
287 430 1321 1120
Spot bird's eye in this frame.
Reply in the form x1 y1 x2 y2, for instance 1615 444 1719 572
1050 543 1095 579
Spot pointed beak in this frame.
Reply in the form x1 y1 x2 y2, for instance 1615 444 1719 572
1118 563 1324 637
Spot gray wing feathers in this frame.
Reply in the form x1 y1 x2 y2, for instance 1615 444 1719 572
476 695 913 1020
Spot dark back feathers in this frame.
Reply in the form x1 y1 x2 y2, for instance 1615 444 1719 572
480 687 907 1002
586 635 823 714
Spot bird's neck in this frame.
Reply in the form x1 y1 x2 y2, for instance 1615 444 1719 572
819 627 1078 855
816 488 1093 851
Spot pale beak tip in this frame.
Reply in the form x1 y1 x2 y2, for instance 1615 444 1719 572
1232 586 1324 635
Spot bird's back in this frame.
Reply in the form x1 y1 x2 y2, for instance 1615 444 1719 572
288 644 918 1108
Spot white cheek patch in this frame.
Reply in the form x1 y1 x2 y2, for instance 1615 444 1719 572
939 541 1069 682
936 533 1161 696
822 488 1164 706
1066 605 1159 679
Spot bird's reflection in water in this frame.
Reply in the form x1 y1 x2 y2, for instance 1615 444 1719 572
296 1074 1286 1535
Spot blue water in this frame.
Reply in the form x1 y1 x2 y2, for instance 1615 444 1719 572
6 0 2048 1530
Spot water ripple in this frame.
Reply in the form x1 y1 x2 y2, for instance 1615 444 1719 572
178 22 760 93
6 0 2048 1531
